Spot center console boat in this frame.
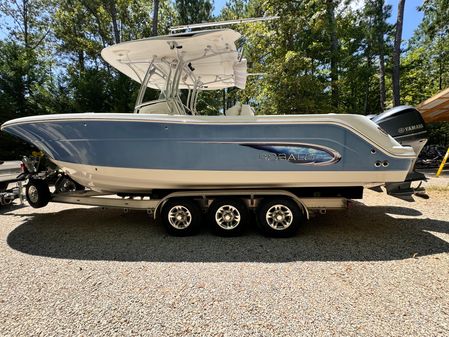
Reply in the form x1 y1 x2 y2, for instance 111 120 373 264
0 25 428 237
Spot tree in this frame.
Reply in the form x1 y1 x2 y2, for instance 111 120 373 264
392 0 405 106
418 0 449 91
52 0 175 113
401 47 434 105
152 0 160 35
221 0 385 115
376 1 387 111
326 0 339 108
175 0 213 25
401 0 449 104
0 1 57 158
0 0 54 107
362 0 392 112
371 0 390 111
0 0 52 50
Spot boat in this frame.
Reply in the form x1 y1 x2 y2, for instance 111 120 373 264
0 28 427 194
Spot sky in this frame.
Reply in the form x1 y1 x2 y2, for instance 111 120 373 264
213 0 425 41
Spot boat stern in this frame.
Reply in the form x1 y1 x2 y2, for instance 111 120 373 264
371 106 429 199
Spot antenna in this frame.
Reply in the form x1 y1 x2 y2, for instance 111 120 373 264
169 16 279 34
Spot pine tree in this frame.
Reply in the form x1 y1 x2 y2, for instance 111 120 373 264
392 0 406 106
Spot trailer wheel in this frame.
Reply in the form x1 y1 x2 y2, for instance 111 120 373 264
1 194 13 206
161 199 202 236
208 198 248 236
26 179 51 208
256 198 303 238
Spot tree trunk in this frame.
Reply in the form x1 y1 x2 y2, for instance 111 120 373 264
392 0 405 107
22 0 31 104
108 0 121 44
364 52 371 115
78 50 85 72
379 47 386 110
377 0 386 111
327 0 339 109
152 0 159 36
23 0 29 49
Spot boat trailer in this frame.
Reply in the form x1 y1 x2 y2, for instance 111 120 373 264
22 166 351 237
51 189 349 219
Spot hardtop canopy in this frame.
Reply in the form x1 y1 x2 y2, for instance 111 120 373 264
101 29 247 91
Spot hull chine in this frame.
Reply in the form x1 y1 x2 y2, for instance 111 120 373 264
54 160 409 194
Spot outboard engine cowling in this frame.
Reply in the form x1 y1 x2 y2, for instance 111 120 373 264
371 106 428 199
371 105 428 157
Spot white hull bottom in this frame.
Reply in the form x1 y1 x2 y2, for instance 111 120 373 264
54 160 408 193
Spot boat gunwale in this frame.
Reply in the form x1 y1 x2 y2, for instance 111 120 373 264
1 113 417 160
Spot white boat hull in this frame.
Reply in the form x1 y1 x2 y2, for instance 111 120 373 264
55 160 408 193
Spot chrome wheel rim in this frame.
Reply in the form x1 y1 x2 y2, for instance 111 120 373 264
266 204 293 230
215 205 241 230
28 185 39 204
168 205 192 229
59 178 76 192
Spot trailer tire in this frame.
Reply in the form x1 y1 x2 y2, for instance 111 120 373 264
26 179 51 208
55 176 84 193
208 198 248 236
256 198 303 238
161 199 202 236
1 194 13 206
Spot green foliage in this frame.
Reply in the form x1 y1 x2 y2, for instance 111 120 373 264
401 47 434 106
0 0 57 158
0 0 53 49
175 0 213 25
401 0 449 141
52 0 164 114
407 0 449 93
220 0 395 115
427 122 449 145
0 41 52 158
174 0 221 115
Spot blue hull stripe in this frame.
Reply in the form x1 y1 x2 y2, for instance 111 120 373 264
3 120 413 172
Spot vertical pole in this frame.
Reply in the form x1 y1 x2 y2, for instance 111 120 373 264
223 88 226 115
18 181 24 205
436 148 449 177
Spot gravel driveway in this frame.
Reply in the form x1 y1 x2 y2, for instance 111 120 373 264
1 176 448 336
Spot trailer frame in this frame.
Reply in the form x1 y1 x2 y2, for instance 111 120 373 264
51 188 348 219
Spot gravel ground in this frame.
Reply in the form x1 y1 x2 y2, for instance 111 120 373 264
1 175 448 336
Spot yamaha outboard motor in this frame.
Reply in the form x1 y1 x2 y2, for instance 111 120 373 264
371 105 428 199
371 105 428 158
